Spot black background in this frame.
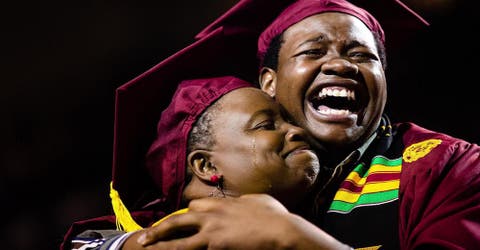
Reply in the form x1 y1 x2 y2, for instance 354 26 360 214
1 1 475 250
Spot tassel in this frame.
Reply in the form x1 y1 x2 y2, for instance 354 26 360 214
109 181 142 232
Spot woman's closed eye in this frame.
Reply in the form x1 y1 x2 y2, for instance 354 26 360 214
253 119 276 130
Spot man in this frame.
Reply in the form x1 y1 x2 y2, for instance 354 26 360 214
136 0 480 249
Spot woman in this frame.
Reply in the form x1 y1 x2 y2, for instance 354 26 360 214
65 76 329 250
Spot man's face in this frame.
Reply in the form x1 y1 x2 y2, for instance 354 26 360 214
210 87 320 207
261 12 387 152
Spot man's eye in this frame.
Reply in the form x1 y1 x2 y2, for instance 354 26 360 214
349 51 377 61
297 49 325 57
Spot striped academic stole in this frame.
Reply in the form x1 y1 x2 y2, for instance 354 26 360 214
328 156 401 214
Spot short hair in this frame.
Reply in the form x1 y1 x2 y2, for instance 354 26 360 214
261 31 387 71
261 33 284 71
187 99 224 154
185 99 222 181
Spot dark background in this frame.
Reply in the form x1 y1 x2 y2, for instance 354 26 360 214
1 1 475 250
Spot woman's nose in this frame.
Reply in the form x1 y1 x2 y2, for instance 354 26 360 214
284 123 306 142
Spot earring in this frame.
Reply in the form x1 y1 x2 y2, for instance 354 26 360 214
209 174 225 198
210 174 221 184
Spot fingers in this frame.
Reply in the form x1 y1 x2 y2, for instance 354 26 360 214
137 211 205 246
141 233 208 250
136 195 289 249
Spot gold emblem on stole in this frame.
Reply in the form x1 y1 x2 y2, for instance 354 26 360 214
403 139 442 163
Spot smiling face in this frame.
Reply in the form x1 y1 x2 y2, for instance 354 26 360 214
260 12 387 158
208 87 320 207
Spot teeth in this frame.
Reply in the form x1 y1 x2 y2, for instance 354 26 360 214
318 87 355 100
317 107 352 115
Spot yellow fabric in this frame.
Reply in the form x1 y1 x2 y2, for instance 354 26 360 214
355 245 382 250
109 181 189 232
151 208 189 227
355 245 381 250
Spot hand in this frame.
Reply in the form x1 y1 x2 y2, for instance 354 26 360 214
136 194 351 250
121 230 150 250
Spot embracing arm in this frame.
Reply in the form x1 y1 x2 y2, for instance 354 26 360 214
136 194 352 250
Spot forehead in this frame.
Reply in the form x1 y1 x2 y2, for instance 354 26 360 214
211 88 279 137
282 12 376 48
219 87 278 111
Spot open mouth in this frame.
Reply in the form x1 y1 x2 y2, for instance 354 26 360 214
308 86 361 115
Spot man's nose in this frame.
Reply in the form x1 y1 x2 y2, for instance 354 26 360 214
321 57 359 76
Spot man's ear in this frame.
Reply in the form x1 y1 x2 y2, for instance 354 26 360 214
259 67 277 98
187 150 218 183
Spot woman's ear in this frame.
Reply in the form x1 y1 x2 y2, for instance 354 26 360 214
187 149 218 183
259 67 277 98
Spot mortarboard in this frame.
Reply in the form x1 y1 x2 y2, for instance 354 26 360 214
196 0 429 65
110 29 258 215
143 75 253 212
111 74 253 232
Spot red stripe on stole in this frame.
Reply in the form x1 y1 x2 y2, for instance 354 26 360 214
340 172 400 193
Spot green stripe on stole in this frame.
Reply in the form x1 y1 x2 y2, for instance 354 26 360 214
328 156 402 213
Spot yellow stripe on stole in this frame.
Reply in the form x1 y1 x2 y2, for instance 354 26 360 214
333 164 401 203
334 180 400 203
345 164 401 186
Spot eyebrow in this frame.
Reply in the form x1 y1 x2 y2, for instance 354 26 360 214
297 36 371 52
344 40 369 50
296 34 327 48
251 108 276 118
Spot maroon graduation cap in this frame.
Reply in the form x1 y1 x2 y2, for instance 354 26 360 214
196 0 429 62
111 29 258 212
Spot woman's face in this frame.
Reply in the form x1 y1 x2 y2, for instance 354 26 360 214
261 12 387 153
210 87 320 207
